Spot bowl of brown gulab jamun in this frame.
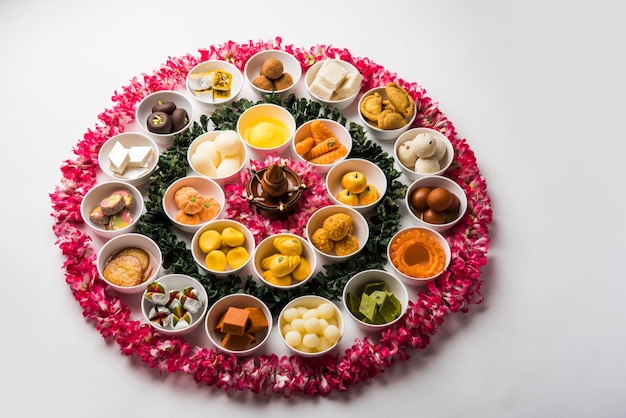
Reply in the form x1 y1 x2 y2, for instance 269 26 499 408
405 175 467 233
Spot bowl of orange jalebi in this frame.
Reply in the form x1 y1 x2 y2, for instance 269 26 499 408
387 226 451 286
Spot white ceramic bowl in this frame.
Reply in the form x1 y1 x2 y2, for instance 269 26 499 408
306 205 369 263
96 232 162 294
187 130 248 186
205 293 273 357
405 175 468 234
394 127 454 181
135 90 194 145
278 295 344 357
325 158 387 213
357 85 417 141
98 132 159 187
304 59 362 110
80 181 144 239
190 219 255 277
387 226 451 286
185 60 243 106
252 233 317 290
162 176 225 234
342 269 408 332
236 103 296 160
244 50 302 98
292 119 352 174
141 274 209 336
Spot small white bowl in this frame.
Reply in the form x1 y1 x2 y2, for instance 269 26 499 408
253 233 317 290
394 127 454 181
292 119 352 174
342 269 408 332
205 293 273 357
387 226 451 286
405 175 468 233
98 132 159 187
187 130 248 186
236 103 296 160
141 274 208 336
81 181 144 239
306 205 369 263
190 219 255 277
96 232 162 294
357 85 417 141
278 295 344 357
162 176 225 234
325 158 387 213
135 90 194 146
244 50 302 99
185 60 243 106
304 59 362 110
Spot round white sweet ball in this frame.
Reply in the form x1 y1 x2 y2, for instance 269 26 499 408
397 140 418 168
433 137 447 161
190 152 217 176
214 130 242 156
195 140 222 167
415 156 440 174
215 155 241 177
413 133 437 158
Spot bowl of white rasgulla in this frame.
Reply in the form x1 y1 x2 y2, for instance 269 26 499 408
187 130 248 186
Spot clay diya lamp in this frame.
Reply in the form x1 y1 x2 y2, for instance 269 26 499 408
246 161 306 220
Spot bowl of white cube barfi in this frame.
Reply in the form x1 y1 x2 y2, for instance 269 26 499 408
98 132 159 187
305 59 363 110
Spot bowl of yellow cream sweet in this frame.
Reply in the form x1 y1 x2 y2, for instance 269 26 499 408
236 103 296 159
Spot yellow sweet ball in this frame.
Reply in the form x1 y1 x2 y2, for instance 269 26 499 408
199 229 222 253
205 249 227 271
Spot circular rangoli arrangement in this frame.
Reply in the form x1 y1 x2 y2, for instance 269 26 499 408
50 37 492 397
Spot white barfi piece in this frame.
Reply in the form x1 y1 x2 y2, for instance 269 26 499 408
188 71 214 91
309 78 334 100
127 146 153 168
108 141 130 173
332 72 363 100
316 60 349 90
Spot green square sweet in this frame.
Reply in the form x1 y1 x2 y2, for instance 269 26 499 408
358 293 378 321
346 292 365 320
369 290 388 305
378 294 399 323
363 281 386 295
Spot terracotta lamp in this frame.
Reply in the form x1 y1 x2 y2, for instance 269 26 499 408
246 161 306 220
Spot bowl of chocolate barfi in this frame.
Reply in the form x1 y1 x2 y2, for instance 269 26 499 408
136 90 194 146
205 293 273 357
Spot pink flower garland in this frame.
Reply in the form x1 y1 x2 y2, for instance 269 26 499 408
49 37 492 397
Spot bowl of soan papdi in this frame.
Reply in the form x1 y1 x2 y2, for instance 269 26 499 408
244 50 302 98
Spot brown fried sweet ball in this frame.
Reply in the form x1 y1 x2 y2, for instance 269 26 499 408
260 58 284 80
273 72 293 91
252 75 275 91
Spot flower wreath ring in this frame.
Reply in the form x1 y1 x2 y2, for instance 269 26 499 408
50 38 492 397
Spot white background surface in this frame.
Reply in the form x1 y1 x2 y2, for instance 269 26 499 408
2 0 625 417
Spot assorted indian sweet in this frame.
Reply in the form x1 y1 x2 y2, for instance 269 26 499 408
102 246 154 287
214 305 269 351
89 188 136 230
345 280 403 325
146 100 189 134
409 186 461 225
335 170 380 206
294 120 348 165
246 162 306 220
107 140 154 177
389 229 446 279
308 59 363 101
188 68 233 101
144 282 203 330
189 130 244 178
259 236 312 287
397 131 448 174
310 212 359 256
360 82 415 130
281 301 342 354
173 186 221 225
252 57 294 92
197 226 250 272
